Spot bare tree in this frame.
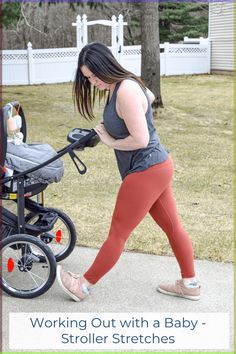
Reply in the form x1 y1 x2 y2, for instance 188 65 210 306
140 2 163 109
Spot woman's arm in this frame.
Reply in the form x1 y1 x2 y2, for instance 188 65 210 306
95 80 150 151
146 87 155 104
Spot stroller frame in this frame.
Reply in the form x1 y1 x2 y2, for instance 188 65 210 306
0 101 97 298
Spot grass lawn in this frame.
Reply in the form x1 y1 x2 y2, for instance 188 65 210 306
2 74 234 262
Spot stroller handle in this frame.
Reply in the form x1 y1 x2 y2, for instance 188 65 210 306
67 128 98 150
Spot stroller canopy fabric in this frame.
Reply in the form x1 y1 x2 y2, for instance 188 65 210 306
6 142 64 184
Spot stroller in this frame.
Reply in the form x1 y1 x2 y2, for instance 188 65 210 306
0 101 99 299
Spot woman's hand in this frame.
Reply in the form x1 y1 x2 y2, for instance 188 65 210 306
94 123 115 148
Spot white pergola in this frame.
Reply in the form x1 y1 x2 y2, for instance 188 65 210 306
72 14 127 61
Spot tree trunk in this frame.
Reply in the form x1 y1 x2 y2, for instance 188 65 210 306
140 2 163 109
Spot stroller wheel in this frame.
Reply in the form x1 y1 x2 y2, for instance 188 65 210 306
25 208 77 262
0 234 56 299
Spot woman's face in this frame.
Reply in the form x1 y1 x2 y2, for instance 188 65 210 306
81 65 112 91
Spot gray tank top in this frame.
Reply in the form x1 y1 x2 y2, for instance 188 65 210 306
103 80 169 180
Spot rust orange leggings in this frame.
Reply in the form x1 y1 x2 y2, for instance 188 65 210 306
84 156 195 284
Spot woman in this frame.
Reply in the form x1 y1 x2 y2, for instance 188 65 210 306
57 42 200 301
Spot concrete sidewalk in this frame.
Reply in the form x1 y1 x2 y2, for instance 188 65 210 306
2 246 234 352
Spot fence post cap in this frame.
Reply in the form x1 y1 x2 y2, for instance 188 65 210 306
27 42 32 48
82 14 87 20
76 14 81 21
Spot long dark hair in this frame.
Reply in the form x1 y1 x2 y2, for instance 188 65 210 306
73 42 145 120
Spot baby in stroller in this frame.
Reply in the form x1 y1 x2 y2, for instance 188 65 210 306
0 101 99 299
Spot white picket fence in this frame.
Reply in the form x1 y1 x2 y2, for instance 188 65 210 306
2 40 211 86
